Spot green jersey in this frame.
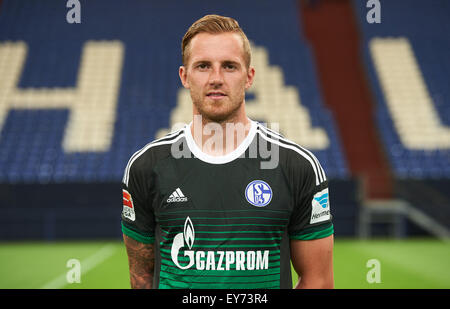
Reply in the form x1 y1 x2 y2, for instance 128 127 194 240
121 120 333 289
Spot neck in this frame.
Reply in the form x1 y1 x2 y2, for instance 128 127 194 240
190 112 251 156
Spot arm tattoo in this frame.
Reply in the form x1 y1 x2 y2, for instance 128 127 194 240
123 234 155 289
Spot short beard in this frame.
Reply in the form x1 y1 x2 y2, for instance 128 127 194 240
192 96 244 124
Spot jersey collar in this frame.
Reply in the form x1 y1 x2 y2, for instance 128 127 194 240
184 118 257 164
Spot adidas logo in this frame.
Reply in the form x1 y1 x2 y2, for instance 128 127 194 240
167 188 188 203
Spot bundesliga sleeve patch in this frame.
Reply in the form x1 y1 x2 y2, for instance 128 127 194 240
310 188 331 224
122 189 136 221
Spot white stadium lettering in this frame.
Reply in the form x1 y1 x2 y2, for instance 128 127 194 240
370 37 450 150
0 41 124 152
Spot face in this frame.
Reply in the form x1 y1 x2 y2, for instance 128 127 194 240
179 32 255 123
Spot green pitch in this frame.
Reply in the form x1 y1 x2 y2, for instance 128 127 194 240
0 239 449 289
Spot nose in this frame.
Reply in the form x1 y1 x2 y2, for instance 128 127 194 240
208 65 223 87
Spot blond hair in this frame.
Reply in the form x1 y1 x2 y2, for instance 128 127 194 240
181 14 251 68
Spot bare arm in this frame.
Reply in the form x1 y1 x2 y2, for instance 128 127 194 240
290 234 334 289
123 234 155 289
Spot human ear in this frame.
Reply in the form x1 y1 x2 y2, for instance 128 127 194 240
179 66 190 89
245 66 255 90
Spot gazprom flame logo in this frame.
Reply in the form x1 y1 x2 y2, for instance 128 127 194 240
183 216 195 249
169 216 270 271
171 216 195 269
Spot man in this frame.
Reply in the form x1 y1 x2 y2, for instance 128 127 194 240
122 14 334 289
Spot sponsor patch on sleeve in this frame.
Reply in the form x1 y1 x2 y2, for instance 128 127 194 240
310 188 331 224
122 189 135 221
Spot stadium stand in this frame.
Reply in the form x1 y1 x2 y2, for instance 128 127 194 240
353 0 450 179
299 0 394 199
352 0 450 235
0 0 354 240
0 0 348 185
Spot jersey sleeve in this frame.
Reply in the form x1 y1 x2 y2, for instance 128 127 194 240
288 157 334 240
121 153 156 244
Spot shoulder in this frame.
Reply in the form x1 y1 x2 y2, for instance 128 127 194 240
122 127 186 185
255 122 326 186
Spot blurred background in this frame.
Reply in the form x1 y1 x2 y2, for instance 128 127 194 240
0 0 449 289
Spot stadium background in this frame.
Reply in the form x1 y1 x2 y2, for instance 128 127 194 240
0 0 449 289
